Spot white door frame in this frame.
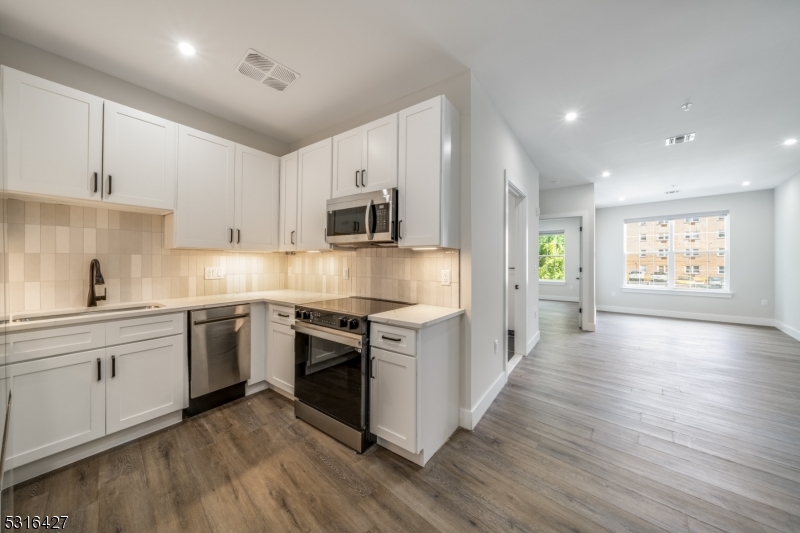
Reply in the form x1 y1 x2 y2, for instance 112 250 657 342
540 211 591 331
504 173 527 376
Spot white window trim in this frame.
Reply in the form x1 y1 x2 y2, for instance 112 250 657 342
539 280 567 286
539 230 566 283
623 213 730 293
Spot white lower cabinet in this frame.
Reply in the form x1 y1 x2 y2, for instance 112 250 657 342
105 335 184 434
370 347 417 453
6 349 106 469
267 322 295 396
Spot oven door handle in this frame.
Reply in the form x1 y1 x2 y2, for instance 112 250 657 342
291 323 363 349
365 198 374 241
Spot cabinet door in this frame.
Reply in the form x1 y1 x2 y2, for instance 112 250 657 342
398 97 442 248
102 101 177 211
370 347 417 453
235 144 279 251
296 138 332 251
279 152 298 251
267 323 295 395
6 349 106 469
2 67 103 201
361 114 398 194
106 336 184 434
331 127 363 199
174 126 236 249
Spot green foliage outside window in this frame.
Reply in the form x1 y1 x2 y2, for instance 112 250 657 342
539 234 565 281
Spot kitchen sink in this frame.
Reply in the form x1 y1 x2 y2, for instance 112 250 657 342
11 304 165 323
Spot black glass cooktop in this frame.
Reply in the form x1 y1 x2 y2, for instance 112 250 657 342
299 297 412 319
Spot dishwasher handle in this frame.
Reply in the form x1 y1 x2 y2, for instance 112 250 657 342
193 313 250 326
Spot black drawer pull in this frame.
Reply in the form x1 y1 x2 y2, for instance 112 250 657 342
111 355 116 378
381 335 402 342
278 313 290 318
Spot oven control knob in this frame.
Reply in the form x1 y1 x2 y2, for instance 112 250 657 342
302 311 312 320
348 318 360 330
295 309 302 319
339 317 349 328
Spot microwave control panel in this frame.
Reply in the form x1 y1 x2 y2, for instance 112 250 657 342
375 203 390 233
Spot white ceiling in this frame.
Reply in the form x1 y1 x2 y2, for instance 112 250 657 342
2 0 799 207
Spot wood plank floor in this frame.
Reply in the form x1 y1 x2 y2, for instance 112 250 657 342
5 300 800 532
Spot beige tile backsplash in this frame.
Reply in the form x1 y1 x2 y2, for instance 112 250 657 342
2 199 460 314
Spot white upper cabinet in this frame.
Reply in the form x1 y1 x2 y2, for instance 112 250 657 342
279 151 298 252
2 66 103 201
102 101 177 211
398 96 460 249
235 144 279 252
296 138 332 251
332 113 398 198
168 125 236 249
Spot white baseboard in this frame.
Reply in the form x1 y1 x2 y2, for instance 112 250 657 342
507 353 523 375
526 331 540 354
246 380 269 396
540 295 579 302
459 371 506 430
775 320 800 342
597 305 775 327
582 322 596 332
4 411 182 489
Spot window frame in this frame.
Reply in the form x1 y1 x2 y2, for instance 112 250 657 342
539 230 566 283
623 212 730 294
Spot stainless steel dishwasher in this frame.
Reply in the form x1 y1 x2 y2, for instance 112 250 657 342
186 304 251 417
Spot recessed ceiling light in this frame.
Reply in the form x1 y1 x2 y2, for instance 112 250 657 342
602 171 611 178
681 103 693 111
742 181 750 186
178 42 196 56
565 112 578 121
619 197 625 202
784 138 797 146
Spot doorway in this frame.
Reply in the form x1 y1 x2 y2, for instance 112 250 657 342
505 179 526 375
539 212 587 330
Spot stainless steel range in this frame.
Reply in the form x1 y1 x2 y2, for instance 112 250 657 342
291 297 412 452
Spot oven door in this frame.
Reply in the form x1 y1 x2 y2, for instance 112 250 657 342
292 323 368 431
326 188 396 246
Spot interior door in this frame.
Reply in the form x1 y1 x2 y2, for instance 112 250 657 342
332 127 363 199
235 144 279 251
102 101 177 211
2 66 103 201
370 347 417 453
105 336 184 434
279 152 298 251
296 138 332 251
175 126 236 249
5 349 106 469
361 114 398 194
578 223 583 328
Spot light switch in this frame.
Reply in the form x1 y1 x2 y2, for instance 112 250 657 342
343 267 350 280
204 267 224 280
494 340 498 354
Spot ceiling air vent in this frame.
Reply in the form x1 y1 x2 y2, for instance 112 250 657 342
666 133 695 146
665 189 681 195
236 49 299 92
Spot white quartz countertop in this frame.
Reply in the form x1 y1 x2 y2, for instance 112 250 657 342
369 304 464 329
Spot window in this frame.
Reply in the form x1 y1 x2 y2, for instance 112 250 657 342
624 213 729 291
539 232 565 281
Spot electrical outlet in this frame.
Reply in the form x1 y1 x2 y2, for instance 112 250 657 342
494 340 498 354
343 267 350 280
761 299 768 307
442 269 451 286
204 267 224 280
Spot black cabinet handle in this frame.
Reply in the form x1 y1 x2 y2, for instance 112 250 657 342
381 335 402 342
97 358 101 381
355 170 360 187
291 230 295 245
107 175 112 195
398 220 403 239
111 355 116 378
229 228 233 243
278 313 290 318
93 172 98 193
361 169 366 187
237 229 241 244
370 357 375 379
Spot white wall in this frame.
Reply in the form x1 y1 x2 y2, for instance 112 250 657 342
463 74 539 428
596 190 775 325
775 173 800 340
540 185 596 329
539 217 581 302
0 33 288 155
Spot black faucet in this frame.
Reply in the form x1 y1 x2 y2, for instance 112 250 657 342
87 259 107 307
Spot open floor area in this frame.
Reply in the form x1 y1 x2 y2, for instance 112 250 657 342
6 300 800 532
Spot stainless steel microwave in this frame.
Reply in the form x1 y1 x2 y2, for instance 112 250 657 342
325 188 398 247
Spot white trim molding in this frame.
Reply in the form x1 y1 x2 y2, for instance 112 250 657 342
597 305 774 326
622 287 733 298
540 295 579 302
539 280 567 286
460 371 506 430
526 330 540 354
775 320 800 342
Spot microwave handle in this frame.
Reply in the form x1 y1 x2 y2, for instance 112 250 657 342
365 198 374 240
